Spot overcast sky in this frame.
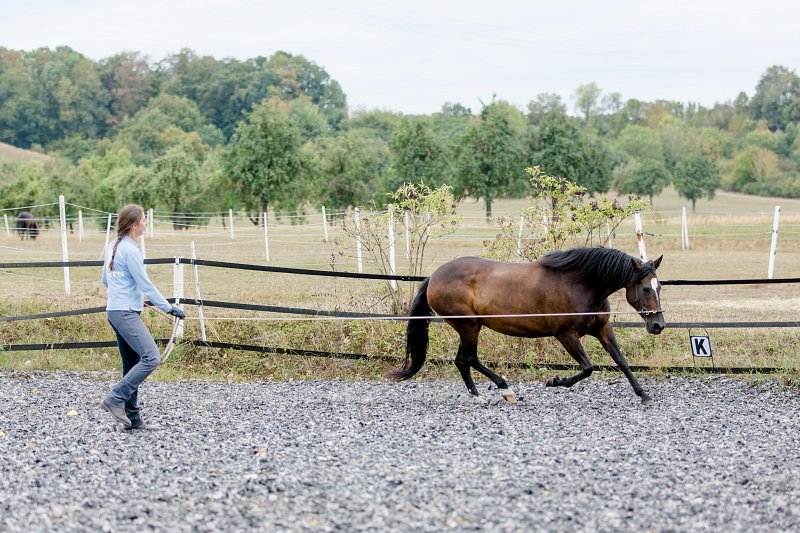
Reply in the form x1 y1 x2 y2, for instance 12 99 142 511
3 0 799 115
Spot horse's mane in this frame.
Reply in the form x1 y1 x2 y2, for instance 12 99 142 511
538 247 655 289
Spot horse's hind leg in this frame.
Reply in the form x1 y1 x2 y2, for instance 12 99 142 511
548 332 593 388
455 325 517 404
469 358 516 404
455 339 480 399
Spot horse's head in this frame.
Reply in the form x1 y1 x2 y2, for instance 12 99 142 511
626 255 665 335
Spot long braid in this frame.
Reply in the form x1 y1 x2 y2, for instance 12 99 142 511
108 204 145 271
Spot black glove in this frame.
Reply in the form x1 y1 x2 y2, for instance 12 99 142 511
169 306 185 319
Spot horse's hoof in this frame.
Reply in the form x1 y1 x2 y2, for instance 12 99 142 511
641 397 654 406
500 388 517 404
545 376 560 387
471 394 486 405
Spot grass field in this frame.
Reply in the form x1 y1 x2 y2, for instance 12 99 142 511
0 141 51 165
2 187 800 383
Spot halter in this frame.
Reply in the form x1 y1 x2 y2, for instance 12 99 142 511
635 275 664 317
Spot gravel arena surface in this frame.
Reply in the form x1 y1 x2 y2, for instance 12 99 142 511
1 371 799 532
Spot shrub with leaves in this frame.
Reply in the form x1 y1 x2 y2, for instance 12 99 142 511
340 182 460 313
483 166 649 261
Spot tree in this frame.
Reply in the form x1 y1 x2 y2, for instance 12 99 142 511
29 46 110 142
613 159 671 205
531 113 612 193
223 98 309 216
673 154 720 211
264 51 347 129
111 94 211 165
750 65 800 131
0 48 46 147
311 129 390 212
152 134 207 228
726 146 780 194
526 93 566 126
347 109 403 143
616 125 665 162
387 119 449 191
99 51 157 126
452 100 527 219
572 82 603 125
287 97 328 143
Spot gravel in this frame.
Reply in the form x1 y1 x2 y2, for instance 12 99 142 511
1 370 799 532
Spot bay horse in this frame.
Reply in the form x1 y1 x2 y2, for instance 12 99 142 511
386 247 664 405
15 211 39 240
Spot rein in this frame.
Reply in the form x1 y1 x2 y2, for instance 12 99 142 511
160 299 183 363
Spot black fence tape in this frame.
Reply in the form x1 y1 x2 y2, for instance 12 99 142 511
3 257 800 286
182 258 426 281
0 258 174 269
179 298 393 318
0 299 176 323
2 339 170 351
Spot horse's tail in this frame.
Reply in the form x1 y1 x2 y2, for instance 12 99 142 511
385 278 432 381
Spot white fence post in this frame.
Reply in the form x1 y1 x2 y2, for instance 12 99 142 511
148 208 154 238
355 207 363 274
322 206 329 242
634 210 648 261
403 211 411 260
388 204 397 290
78 210 84 242
3 214 9 236
517 214 524 256
58 195 71 296
190 241 207 346
767 205 781 279
681 207 689 250
229 209 235 239
263 211 270 262
174 256 184 338
139 234 146 260
101 213 112 259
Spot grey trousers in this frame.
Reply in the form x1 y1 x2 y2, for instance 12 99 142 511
105 311 161 407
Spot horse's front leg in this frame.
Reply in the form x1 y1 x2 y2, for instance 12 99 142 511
595 322 653 405
548 332 593 388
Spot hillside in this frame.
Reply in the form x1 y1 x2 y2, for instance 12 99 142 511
0 142 52 164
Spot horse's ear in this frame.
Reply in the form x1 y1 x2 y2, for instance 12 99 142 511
631 257 641 270
653 255 663 269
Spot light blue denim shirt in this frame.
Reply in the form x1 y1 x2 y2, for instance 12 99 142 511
101 236 171 312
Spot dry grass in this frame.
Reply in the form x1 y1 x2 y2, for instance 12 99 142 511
0 141 52 166
2 189 800 382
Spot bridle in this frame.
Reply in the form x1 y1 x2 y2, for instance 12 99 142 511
633 275 664 318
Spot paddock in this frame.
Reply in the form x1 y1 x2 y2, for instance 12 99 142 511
0 371 798 531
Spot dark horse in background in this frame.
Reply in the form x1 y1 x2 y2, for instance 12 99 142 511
387 247 665 405
16 211 39 240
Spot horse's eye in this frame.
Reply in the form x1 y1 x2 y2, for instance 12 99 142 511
643 287 651 293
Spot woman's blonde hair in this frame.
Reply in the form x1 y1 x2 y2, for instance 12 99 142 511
108 204 144 271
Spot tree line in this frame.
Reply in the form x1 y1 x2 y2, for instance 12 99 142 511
1 46 799 224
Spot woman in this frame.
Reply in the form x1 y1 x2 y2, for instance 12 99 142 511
100 204 184 429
